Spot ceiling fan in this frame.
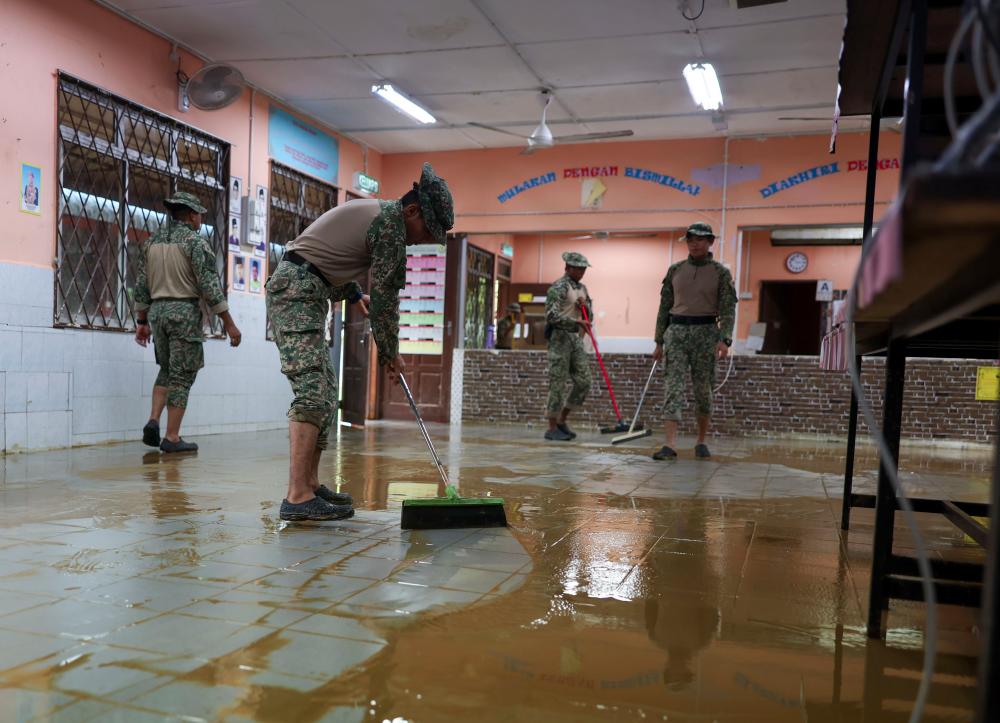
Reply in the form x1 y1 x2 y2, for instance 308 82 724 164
470 91 634 154
569 231 660 241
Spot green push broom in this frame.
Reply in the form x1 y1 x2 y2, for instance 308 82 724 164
398 373 507 530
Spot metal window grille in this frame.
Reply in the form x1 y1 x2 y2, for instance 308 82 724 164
55 72 231 335
266 162 338 339
464 244 495 349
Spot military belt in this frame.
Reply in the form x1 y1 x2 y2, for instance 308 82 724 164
285 250 331 288
669 314 716 325
152 297 199 303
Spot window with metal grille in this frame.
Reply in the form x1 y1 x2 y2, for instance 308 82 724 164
266 162 338 338
55 73 230 335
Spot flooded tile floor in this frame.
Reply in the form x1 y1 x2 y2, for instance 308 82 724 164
0 423 993 722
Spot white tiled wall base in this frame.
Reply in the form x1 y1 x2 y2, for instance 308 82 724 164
0 263 291 454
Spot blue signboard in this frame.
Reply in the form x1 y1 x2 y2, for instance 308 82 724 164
268 106 339 184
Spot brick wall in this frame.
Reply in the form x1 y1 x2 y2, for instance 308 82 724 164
462 351 998 442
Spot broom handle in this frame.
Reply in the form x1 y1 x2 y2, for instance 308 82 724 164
628 361 658 433
579 305 623 421
398 373 451 488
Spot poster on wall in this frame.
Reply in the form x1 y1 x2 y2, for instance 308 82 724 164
20 163 41 215
231 253 247 292
398 244 446 355
267 106 339 184
253 185 268 257
249 258 262 294
227 215 241 251
229 176 242 211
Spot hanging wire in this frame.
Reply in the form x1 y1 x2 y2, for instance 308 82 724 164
973 0 1000 57
681 0 706 21
846 263 938 723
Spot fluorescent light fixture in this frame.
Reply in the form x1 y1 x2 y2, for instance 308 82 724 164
682 62 723 111
771 226 864 245
372 83 436 124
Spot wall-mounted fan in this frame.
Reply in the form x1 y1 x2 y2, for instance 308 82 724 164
178 63 245 112
470 91 634 154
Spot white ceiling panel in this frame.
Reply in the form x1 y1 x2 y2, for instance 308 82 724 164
476 0 685 43
104 0 850 151
477 0 843 44
133 1 339 60
557 80 696 120
699 16 843 75
236 58 376 101
722 66 839 111
293 98 431 130
347 127 494 153
288 0 504 55
426 90 572 125
362 45 540 94
517 34 700 88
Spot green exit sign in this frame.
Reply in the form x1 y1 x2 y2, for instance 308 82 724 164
353 172 380 195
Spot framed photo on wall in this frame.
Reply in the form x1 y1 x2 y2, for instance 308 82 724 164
20 163 41 215
254 184 268 257
228 214 241 251
231 253 247 292
249 258 262 294
229 175 242 211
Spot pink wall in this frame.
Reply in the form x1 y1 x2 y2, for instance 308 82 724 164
507 232 684 341
383 132 902 342
735 230 861 340
0 0 377 279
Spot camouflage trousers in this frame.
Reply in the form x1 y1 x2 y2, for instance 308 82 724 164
546 329 592 416
149 299 204 409
662 324 717 422
266 260 337 450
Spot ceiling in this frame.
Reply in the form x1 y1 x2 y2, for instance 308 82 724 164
102 0 864 153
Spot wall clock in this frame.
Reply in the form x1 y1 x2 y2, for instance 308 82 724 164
786 252 808 274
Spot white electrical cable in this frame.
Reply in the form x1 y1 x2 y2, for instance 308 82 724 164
972 24 994 100
714 356 734 393
846 246 937 723
945 9 978 137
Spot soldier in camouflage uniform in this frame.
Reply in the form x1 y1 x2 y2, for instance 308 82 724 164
268 163 454 521
134 192 242 454
495 302 520 350
544 251 593 442
651 222 736 460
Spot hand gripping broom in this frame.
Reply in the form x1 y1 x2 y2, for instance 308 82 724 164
398 373 507 530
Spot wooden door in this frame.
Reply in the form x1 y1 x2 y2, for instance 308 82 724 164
759 281 822 355
378 237 460 422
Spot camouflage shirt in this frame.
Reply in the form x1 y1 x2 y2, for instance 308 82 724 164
134 220 227 314
654 254 736 343
546 275 593 333
366 200 407 366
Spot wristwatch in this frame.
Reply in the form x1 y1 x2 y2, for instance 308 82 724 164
136 319 149 326
722 338 732 347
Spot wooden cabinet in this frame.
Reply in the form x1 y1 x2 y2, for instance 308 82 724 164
508 282 549 349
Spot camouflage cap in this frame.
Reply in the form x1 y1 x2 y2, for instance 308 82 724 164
416 163 454 245
561 251 591 268
685 222 715 238
164 192 207 214
507 302 522 312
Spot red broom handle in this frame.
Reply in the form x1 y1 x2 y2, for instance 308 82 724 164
579 305 623 421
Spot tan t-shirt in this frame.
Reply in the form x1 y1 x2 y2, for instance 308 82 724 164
285 199 381 284
670 261 722 316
